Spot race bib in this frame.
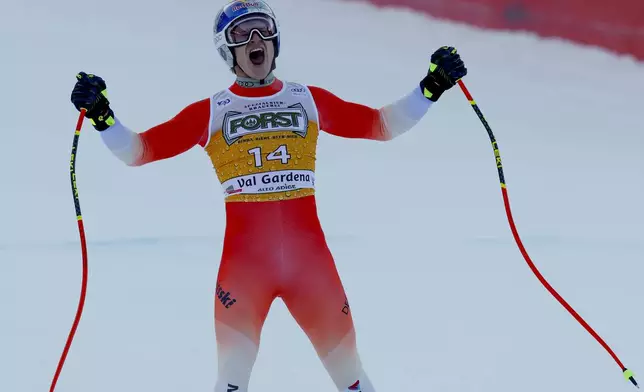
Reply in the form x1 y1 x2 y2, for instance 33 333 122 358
222 169 315 197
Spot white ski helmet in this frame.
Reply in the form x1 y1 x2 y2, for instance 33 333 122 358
213 0 281 72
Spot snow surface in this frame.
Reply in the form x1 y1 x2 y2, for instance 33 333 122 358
2 0 643 391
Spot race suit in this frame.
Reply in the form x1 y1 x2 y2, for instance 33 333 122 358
99 78 432 391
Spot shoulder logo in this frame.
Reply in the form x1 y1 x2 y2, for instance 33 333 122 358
222 103 309 145
212 90 232 108
217 97 232 107
289 83 307 96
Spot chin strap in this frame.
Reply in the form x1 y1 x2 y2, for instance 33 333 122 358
235 72 276 88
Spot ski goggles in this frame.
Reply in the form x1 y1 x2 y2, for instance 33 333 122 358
226 15 278 47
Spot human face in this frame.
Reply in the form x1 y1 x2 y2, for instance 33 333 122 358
233 33 275 80
228 15 277 80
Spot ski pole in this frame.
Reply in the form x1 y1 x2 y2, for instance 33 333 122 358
50 108 90 392
456 79 638 388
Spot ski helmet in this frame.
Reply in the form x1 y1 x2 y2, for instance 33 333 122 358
213 0 281 72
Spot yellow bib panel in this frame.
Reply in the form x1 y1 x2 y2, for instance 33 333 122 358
204 82 320 203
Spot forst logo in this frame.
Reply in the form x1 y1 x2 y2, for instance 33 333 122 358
223 103 309 145
230 110 301 134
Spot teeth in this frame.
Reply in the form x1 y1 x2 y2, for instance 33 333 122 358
251 48 263 54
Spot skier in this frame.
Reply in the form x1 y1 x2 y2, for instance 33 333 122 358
70 1 467 391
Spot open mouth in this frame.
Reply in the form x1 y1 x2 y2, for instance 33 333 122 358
249 48 265 65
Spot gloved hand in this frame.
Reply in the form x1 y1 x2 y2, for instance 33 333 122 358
71 72 115 131
420 46 467 102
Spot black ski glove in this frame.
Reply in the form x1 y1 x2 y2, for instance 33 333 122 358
420 46 467 102
71 72 115 131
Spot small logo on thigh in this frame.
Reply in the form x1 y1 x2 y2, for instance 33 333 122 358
227 383 239 392
216 283 237 308
342 297 350 315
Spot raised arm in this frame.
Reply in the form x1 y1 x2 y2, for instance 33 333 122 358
309 85 432 141
308 45 467 142
70 72 211 167
100 99 210 166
